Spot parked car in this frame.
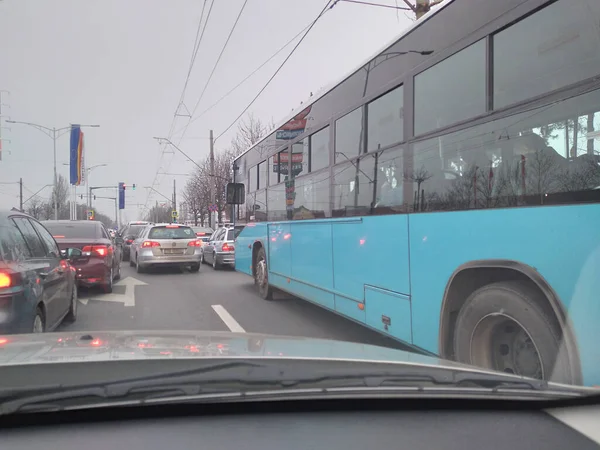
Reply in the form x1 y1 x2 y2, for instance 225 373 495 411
129 223 202 273
42 220 122 293
201 225 244 270
191 226 214 243
118 221 151 261
0 211 78 333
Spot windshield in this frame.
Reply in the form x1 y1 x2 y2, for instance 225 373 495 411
126 225 146 237
227 229 242 240
148 226 195 240
42 222 99 239
0 0 598 412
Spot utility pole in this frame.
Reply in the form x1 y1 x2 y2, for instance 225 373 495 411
173 179 177 211
19 178 23 211
209 129 215 227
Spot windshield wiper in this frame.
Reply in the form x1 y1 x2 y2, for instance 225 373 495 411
0 360 583 414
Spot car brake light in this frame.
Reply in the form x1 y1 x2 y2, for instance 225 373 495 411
142 241 161 248
0 273 12 288
166 225 179 228
82 245 110 257
52 235 65 238
187 240 202 247
126 239 134 244
222 243 234 252
196 232 206 236
0 270 22 289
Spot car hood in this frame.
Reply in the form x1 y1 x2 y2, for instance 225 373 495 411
0 330 503 373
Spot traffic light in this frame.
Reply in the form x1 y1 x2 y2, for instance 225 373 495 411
132 183 136 190
94 195 97 200
118 182 125 209
80 194 83 200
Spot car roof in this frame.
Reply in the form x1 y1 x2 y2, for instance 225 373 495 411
42 220 100 227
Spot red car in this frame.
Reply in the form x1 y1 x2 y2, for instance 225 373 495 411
42 220 122 293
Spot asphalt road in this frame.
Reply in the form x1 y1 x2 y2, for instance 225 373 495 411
57 261 410 351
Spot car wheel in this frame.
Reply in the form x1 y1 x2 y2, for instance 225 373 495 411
129 253 135 267
123 250 130 262
64 283 78 323
254 246 273 300
103 267 114 293
200 252 205 264
453 281 577 384
212 253 220 270
32 307 45 333
114 261 121 280
190 263 200 273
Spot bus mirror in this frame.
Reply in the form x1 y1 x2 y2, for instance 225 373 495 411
226 183 245 205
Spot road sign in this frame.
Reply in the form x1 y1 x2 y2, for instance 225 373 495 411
208 204 218 212
87 210 94 220
172 210 178 219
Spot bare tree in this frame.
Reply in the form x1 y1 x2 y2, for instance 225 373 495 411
26 197 44 219
403 166 432 211
230 113 273 156
51 174 69 220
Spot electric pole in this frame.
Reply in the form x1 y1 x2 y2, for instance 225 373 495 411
173 179 177 220
209 129 215 227
19 178 23 211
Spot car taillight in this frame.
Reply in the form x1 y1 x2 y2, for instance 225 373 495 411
222 243 234 252
125 239 134 244
0 270 22 289
82 245 111 257
142 241 161 248
187 240 202 247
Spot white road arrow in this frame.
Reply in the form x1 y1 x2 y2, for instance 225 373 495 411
78 276 148 307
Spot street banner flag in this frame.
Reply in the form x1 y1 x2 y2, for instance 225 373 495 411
69 125 85 185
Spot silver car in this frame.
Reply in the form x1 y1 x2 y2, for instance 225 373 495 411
201 225 244 270
130 223 202 273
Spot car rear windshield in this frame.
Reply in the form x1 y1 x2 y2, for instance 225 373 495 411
126 225 146 237
148 226 195 240
227 228 243 240
43 222 99 239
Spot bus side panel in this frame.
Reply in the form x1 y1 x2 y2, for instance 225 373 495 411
331 216 410 298
234 223 268 277
289 222 335 310
408 204 600 385
268 223 292 278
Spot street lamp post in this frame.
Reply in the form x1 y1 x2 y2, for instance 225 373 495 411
8 120 99 219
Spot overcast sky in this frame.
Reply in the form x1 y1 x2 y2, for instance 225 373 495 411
0 0 416 222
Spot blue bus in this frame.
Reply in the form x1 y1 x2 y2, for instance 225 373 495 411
232 0 600 386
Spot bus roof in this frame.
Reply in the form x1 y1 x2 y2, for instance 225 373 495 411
233 0 454 162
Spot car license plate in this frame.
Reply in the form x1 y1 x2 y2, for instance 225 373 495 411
163 248 185 255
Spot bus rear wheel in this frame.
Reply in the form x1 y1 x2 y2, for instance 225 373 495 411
453 281 575 384
254 247 273 300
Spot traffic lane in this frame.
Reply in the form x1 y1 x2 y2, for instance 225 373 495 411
200 266 411 352
57 264 230 333
59 262 412 354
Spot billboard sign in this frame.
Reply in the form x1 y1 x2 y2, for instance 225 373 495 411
69 125 85 185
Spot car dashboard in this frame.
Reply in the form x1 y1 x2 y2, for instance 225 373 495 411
1 398 599 449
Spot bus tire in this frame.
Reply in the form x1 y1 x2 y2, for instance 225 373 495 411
254 246 273 300
453 281 574 384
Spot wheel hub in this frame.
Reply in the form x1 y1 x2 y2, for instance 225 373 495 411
257 259 267 287
470 314 544 380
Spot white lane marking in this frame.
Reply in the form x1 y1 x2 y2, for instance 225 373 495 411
211 304 245 333
77 276 148 307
